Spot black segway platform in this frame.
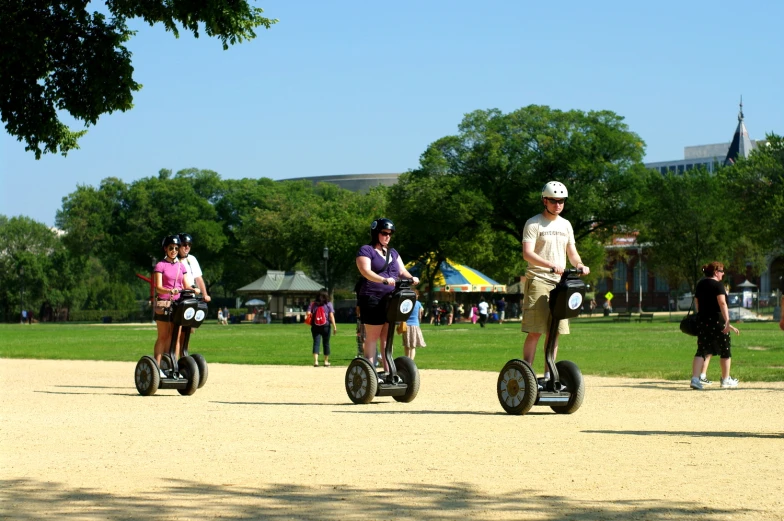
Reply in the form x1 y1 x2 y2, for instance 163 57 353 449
135 290 208 396
345 280 421 404
497 269 586 415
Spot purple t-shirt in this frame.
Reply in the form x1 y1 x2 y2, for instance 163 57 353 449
154 260 189 301
356 245 400 297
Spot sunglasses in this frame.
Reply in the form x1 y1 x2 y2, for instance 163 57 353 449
545 198 566 205
379 231 393 237
166 245 179 251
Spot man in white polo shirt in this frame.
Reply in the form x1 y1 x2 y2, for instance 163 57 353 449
177 233 211 303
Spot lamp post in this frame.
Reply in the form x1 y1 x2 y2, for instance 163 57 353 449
19 265 25 323
323 247 329 292
637 247 643 313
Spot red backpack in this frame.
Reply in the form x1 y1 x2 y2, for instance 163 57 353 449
314 304 327 326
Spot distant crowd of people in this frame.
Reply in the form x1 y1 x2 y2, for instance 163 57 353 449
425 297 518 326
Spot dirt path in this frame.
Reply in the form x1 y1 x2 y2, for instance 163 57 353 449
2 359 783 520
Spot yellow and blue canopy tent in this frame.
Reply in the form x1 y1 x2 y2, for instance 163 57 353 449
407 257 506 293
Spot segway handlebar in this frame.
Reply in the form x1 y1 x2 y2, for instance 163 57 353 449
394 278 415 289
179 286 203 300
550 267 584 276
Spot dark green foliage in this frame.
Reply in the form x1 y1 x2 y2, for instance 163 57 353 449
0 1 276 158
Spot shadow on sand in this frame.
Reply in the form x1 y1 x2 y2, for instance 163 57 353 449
1 478 749 520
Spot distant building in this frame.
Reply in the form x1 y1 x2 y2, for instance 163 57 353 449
644 99 759 175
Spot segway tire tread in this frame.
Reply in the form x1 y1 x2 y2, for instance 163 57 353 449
135 356 160 396
550 360 585 414
392 356 420 403
176 356 200 396
497 359 537 415
192 353 208 389
345 358 377 404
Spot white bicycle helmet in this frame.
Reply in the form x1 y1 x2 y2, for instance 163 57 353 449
541 181 568 199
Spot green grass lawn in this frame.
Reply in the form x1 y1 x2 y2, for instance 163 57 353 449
1 317 782 381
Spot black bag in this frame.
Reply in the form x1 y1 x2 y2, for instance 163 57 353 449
679 299 699 336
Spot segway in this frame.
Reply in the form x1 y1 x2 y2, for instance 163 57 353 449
497 268 586 415
345 279 420 404
135 289 208 396
159 292 209 389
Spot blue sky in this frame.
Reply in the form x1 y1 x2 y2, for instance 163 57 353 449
2 0 782 226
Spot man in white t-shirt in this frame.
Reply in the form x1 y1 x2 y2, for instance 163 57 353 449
477 298 490 327
177 233 211 303
520 181 590 375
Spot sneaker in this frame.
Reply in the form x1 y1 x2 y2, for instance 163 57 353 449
690 377 703 390
699 377 714 386
721 376 738 388
159 369 167 379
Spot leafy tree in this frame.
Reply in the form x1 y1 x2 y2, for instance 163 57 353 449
0 215 96 321
636 168 759 292
1 1 276 158
299 183 388 294
396 106 647 292
724 133 784 250
387 171 501 296
56 169 227 285
415 106 650 244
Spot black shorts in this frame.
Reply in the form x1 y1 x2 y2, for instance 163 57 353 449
358 294 391 326
695 313 731 359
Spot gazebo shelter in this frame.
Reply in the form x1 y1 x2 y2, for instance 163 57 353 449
237 270 323 323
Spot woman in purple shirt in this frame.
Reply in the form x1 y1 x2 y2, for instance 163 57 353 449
355 218 419 373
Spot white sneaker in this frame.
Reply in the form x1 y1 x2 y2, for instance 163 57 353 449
699 376 713 385
159 369 167 379
690 377 703 390
721 376 738 388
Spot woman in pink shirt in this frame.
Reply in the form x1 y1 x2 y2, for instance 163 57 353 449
153 235 199 378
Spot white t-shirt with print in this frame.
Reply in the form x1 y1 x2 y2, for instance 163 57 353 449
522 213 575 284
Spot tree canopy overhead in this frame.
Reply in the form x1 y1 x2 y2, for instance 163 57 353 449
413 105 650 243
0 1 277 159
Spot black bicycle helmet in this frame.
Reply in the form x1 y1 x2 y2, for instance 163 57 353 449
161 235 181 250
177 233 193 245
370 218 395 243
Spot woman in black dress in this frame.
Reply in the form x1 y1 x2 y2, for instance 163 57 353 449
689 261 740 390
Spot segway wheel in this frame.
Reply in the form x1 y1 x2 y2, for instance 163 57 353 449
345 358 377 404
393 356 420 403
135 356 160 396
176 356 200 396
550 360 585 414
160 352 173 372
497 359 537 415
192 353 208 389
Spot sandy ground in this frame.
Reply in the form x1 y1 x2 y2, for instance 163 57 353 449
1 358 783 521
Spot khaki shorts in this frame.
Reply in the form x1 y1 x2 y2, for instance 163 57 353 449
520 278 569 335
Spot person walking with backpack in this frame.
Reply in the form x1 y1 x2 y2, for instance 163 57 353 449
308 288 336 367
